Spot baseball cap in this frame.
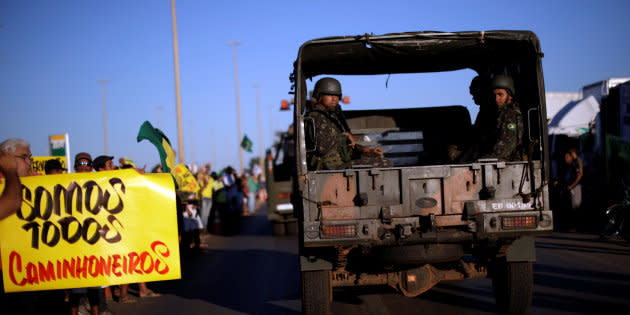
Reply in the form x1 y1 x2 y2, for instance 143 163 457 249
74 152 92 164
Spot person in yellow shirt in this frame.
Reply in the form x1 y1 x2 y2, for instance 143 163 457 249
198 163 214 230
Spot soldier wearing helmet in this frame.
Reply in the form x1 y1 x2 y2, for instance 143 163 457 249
306 77 390 170
449 75 497 162
481 74 524 160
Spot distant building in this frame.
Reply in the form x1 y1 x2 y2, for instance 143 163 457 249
582 77 630 103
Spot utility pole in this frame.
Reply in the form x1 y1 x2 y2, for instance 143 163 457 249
210 128 216 168
156 106 163 129
253 83 264 178
97 79 109 154
227 40 244 173
189 119 195 166
267 104 274 148
170 0 185 164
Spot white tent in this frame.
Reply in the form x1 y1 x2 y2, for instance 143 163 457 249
546 92 582 119
548 95 599 136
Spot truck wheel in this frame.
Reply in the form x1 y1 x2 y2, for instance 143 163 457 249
271 221 286 236
286 221 299 236
491 261 533 314
301 270 331 315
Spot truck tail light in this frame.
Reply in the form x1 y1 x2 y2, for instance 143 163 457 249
501 216 537 229
321 224 356 238
277 193 291 199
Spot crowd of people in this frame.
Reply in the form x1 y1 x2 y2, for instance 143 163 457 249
0 136 270 314
0 139 189 315
182 164 265 245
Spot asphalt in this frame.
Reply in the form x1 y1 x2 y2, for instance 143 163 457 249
107 204 301 315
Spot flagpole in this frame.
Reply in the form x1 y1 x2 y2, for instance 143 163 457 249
97 79 109 155
227 40 244 173
253 83 264 178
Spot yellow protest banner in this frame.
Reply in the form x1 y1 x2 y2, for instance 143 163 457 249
31 156 67 176
174 164 199 194
0 170 181 292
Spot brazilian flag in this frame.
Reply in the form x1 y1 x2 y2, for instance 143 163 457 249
137 121 178 187
241 134 253 153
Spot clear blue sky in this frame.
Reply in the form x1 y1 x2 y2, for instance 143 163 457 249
1 0 629 172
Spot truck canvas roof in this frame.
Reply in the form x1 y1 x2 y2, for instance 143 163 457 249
297 30 542 78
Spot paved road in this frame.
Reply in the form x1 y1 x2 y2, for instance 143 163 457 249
109 205 630 315
109 206 301 315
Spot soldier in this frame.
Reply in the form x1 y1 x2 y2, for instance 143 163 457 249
481 74 524 160
306 77 390 170
449 75 496 162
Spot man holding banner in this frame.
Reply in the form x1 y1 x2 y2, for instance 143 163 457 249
0 141 23 220
0 138 42 315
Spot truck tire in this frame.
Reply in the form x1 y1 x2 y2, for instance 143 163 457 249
491 261 533 315
301 270 331 315
286 221 298 236
271 221 286 236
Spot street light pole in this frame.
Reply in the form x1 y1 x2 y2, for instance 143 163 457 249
189 119 195 166
210 128 216 168
170 0 185 164
253 83 264 178
97 79 109 155
266 104 274 147
227 40 244 173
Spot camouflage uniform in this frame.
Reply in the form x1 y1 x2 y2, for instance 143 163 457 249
306 104 392 170
482 101 523 161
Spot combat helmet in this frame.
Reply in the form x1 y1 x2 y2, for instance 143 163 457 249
313 77 342 99
490 74 515 96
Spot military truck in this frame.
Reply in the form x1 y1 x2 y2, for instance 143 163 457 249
291 31 553 314
265 131 298 236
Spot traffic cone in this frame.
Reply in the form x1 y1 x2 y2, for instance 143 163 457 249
213 210 222 235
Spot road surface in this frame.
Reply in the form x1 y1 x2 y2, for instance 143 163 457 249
109 204 630 314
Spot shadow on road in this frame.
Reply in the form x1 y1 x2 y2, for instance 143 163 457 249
131 205 301 315
147 246 300 314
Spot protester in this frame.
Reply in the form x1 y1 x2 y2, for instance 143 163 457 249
44 159 66 175
208 172 225 234
181 193 203 251
67 153 108 314
93 155 140 305
246 173 258 214
197 163 214 229
0 139 49 315
0 141 23 220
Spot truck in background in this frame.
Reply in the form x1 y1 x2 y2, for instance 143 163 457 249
265 130 298 236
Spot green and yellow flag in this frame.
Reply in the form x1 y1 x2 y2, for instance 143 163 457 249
241 134 253 153
137 121 178 187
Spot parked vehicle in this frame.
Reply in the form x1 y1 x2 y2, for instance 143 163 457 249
600 182 630 240
265 132 298 236
290 30 554 315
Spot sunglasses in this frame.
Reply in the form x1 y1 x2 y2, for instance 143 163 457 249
76 161 92 167
15 154 33 164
